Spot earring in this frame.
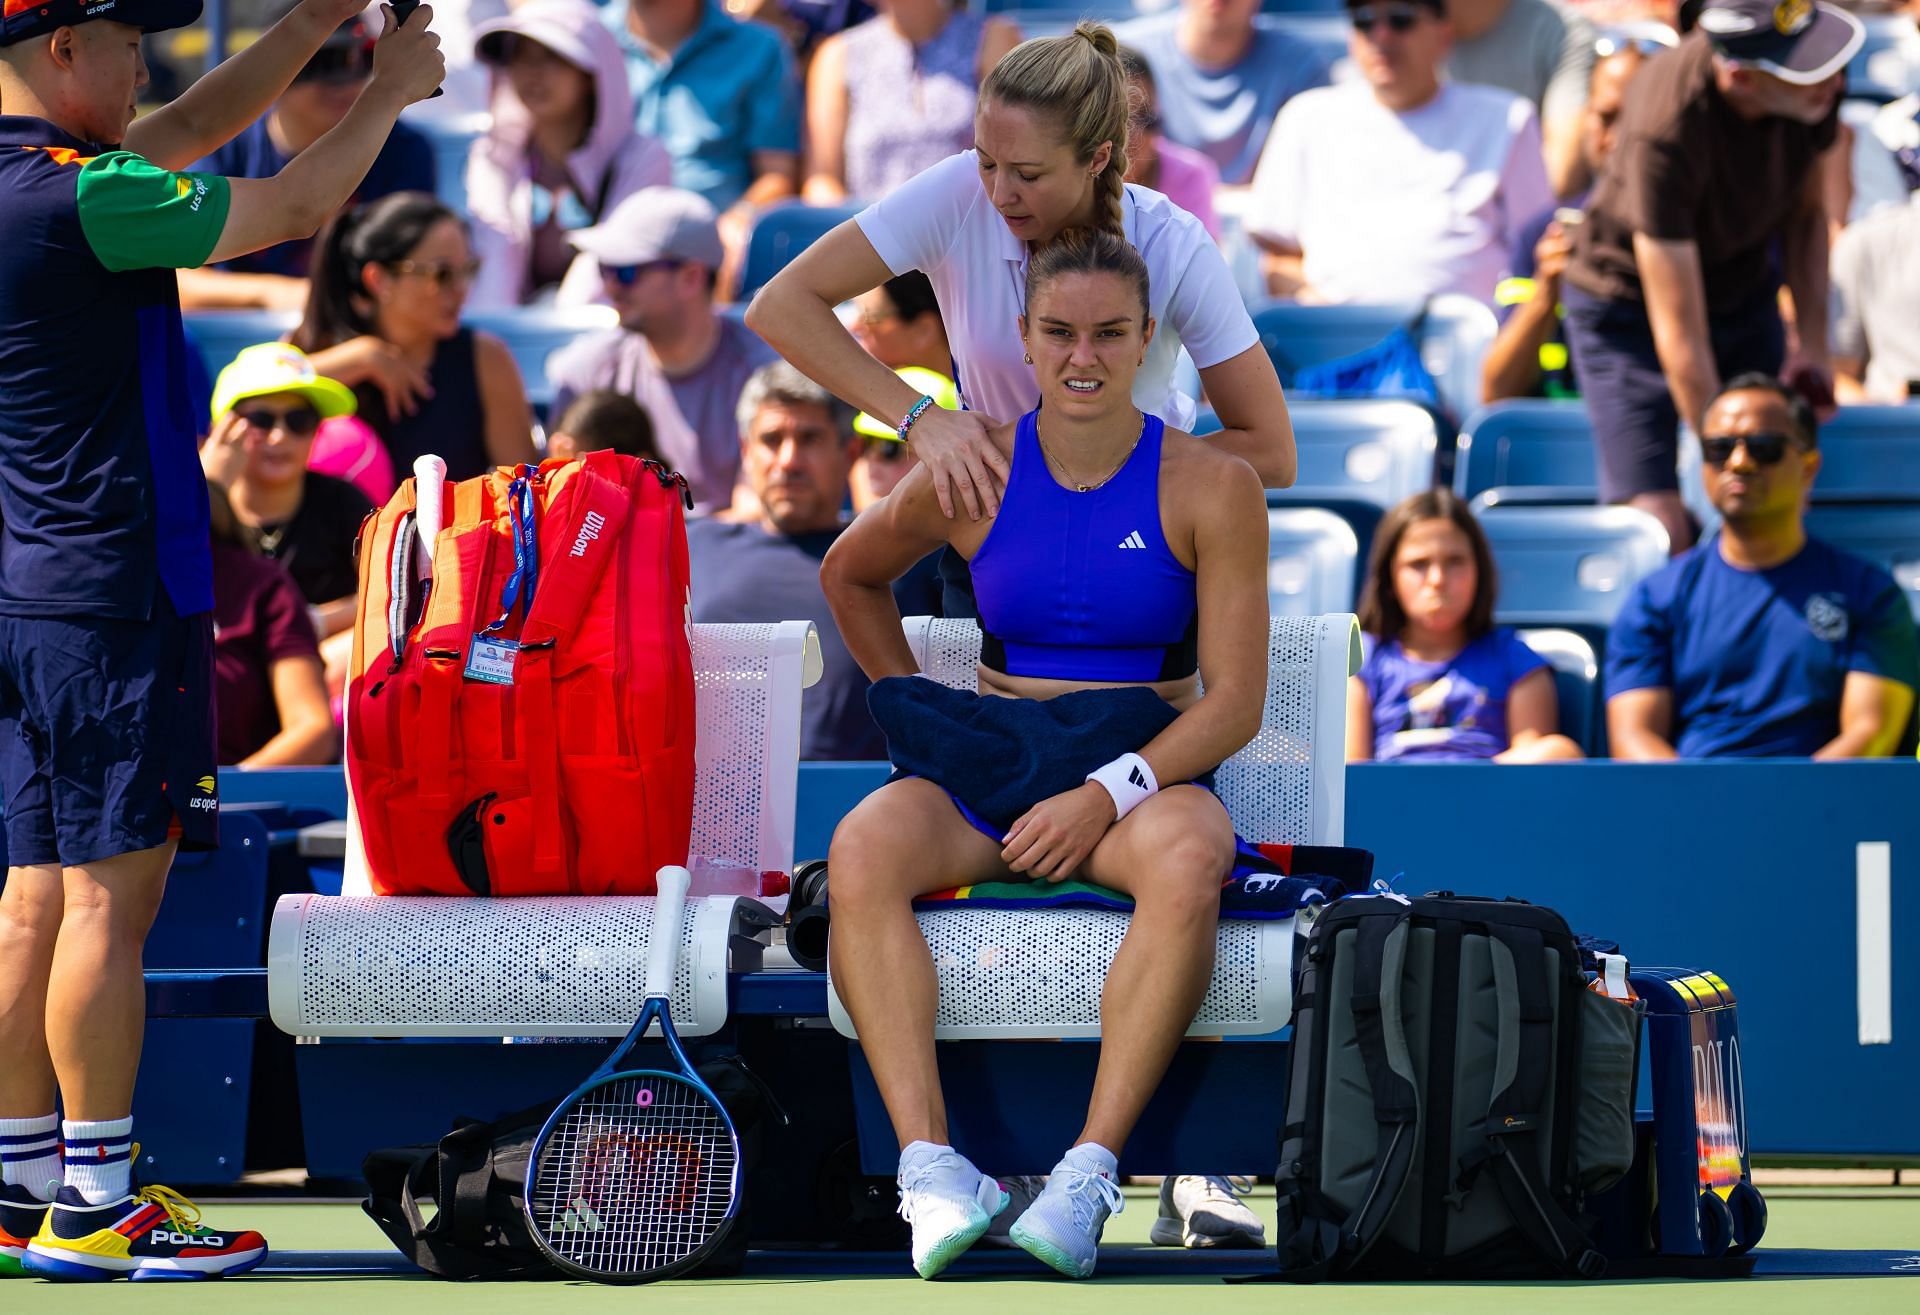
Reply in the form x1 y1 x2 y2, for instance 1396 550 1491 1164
1024 352 1032 364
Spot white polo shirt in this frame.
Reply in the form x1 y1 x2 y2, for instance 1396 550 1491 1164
856 151 1258 429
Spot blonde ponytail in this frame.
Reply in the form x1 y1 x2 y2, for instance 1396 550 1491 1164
980 21 1131 240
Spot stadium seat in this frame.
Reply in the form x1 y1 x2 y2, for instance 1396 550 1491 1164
407 110 487 219
1266 506 1359 616
185 309 300 382
185 306 616 414
1253 294 1498 423
737 202 862 302
1263 399 1441 555
1805 505 1920 621
1802 406 1920 503
1454 399 1598 506
1479 504 1670 638
463 304 618 411
1515 627 1601 758
826 613 1360 1039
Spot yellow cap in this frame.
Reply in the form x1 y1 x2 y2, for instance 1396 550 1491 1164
211 343 358 426
855 366 961 442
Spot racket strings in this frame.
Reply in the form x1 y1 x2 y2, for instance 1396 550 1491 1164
529 1074 736 1275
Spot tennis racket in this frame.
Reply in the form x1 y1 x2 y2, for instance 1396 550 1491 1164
522 864 741 1283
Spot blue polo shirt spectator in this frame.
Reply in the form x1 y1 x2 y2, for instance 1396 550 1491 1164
191 113 434 278
605 0 801 210
1606 536 1920 758
0 116 228 620
1115 5 1329 186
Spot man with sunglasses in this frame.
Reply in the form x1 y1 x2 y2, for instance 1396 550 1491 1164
0 0 442 1281
180 3 437 310
1246 0 1553 306
1562 0 1864 554
1606 374 1917 761
549 186 777 514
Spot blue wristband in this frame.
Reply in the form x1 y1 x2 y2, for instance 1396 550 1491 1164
897 394 935 443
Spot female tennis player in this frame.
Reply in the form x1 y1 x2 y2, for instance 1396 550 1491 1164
747 22 1295 532
819 231 1269 1280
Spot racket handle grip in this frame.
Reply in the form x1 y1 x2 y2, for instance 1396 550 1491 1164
645 865 691 1000
412 454 446 575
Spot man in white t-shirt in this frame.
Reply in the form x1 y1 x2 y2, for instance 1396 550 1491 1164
1245 0 1554 307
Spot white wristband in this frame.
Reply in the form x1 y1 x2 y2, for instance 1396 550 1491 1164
1086 753 1158 821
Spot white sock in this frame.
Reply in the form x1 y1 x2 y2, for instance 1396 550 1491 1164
1064 1142 1119 1179
62 1117 134 1205
898 1140 955 1173
0 1114 61 1202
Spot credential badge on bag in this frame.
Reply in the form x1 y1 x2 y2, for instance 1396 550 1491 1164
465 634 521 685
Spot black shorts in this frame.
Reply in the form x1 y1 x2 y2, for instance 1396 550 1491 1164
0 592 218 868
1562 282 1785 503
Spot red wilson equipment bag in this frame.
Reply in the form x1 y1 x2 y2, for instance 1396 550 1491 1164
347 452 695 896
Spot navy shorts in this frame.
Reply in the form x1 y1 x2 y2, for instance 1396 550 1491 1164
1562 282 1785 502
0 592 218 867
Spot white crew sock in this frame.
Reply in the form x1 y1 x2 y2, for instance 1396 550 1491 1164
1063 1141 1119 1179
62 1117 134 1205
0 1114 61 1202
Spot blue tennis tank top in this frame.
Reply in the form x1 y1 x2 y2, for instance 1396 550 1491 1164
970 410 1198 682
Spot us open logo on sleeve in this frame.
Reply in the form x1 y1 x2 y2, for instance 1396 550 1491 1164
174 174 210 213
1805 593 1849 642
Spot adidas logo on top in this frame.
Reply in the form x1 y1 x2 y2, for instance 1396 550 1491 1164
1117 530 1147 550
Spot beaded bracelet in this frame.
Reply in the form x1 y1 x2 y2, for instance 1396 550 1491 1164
896 394 936 444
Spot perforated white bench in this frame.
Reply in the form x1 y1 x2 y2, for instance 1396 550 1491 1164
267 622 820 1040
826 614 1359 1040
266 613 1359 1044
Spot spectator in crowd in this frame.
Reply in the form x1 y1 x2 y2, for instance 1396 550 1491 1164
1246 0 1554 306
292 191 537 483
1349 491 1586 761
182 4 436 310
206 482 336 767
852 366 954 512
803 0 1022 205
1560 0 1862 552
548 388 661 461
1831 131 1920 403
464 0 675 309
1115 0 1330 186
1117 44 1221 240
200 344 373 649
687 363 886 759
1607 374 1919 759
1840 90 1918 223
1484 40 1648 401
849 270 952 377
606 0 801 255
777 0 878 56
549 187 778 513
1447 0 1598 197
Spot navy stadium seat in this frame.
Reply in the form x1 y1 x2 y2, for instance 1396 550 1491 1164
1454 399 1598 507
1805 505 1920 622
1266 506 1358 617
1479 504 1670 639
1515 626 1601 758
1249 399 1441 559
737 202 862 302
1253 296 1496 424
188 307 614 415
1801 406 1920 503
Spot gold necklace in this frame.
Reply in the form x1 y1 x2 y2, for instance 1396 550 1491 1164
1035 417 1142 493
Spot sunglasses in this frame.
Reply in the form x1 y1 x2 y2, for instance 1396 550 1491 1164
1351 4 1426 34
239 406 322 439
387 258 482 289
601 258 683 287
865 440 913 464
1699 431 1802 466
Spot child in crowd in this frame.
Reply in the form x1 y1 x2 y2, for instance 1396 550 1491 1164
547 389 659 462
1348 490 1584 763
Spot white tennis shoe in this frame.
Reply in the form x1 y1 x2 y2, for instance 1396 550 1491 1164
981 1175 1045 1248
895 1142 1008 1279
1150 1175 1267 1249
1008 1145 1123 1279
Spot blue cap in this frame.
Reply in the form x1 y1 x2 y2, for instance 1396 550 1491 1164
2 0 203 48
